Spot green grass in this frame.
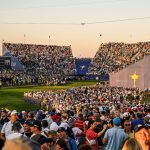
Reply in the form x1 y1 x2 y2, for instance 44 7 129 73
0 81 97 111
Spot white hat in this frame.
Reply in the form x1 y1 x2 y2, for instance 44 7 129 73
11 110 18 116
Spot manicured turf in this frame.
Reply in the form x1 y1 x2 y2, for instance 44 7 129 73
0 81 97 111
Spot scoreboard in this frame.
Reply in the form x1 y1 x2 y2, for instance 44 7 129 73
0 56 11 69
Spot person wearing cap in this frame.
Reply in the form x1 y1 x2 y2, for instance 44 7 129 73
1 110 24 139
134 124 150 150
103 117 128 150
23 120 32 138
30 120 42 138
50 114 60 131
57 127 77 150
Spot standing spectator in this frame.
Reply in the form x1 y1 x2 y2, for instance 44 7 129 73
122 138 142 150
86 120 107 150
0 110 9 131
57 127 77 150
134 125 150 150
50 114 60 131
23 120 32 138
131 112 144 130
123 120 133 138
103 117 128 150
56 139 69 150
59 113 69 130
1 110 24 139
7 121 25 140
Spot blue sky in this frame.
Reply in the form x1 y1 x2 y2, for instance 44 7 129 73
0 0 150 57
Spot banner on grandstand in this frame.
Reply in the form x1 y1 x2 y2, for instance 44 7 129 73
3 46 24 71
75 58 91 75
109 55 150 91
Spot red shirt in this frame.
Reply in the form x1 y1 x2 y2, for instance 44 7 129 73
86 128 98 150
75 119 84 130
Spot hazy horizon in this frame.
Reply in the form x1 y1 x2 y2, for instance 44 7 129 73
0 0 150 57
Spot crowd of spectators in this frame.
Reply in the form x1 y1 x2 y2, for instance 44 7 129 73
0 69 67 86
24 84 144 111
0 84 149 149
0 43 76 86
88 42 150 76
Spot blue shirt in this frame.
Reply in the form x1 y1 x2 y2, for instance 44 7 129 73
104 126 128 150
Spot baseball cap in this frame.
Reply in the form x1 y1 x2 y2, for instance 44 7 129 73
113 117 121 126
11 110 18 116
134 124 148 133
30 120 41 129
51 114 60 121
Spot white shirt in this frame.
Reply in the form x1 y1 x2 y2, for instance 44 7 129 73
59 120 69 130
72 127 82 136
7 132 24 140
1 121 24 139
50 122 59 131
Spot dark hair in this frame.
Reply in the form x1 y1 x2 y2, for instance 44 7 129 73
12 121 22 131
88 120 95 128
0 138 5 150
79 144 92 150
57 127 66 132
31 134 46 145
137 113 143 119
56 139 69 150
42 120 48 128
66 127 75 140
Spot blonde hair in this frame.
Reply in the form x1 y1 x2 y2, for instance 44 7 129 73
2 137 41 150
122 138 142 150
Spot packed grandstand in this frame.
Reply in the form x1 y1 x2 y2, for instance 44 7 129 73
0 42 150 150
1 42 150 87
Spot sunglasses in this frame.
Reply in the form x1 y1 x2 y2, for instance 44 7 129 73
124 124 131 126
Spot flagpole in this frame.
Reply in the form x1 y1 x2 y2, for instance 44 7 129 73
100 34 103 45
49 35 50 45
24 34 26 44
